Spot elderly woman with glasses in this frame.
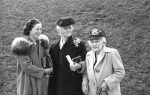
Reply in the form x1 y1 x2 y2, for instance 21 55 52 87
47 17 87 95
82 28 125 95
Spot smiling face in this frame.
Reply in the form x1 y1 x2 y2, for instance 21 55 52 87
56 25 73 37
88 37 105 52
29 23 42 40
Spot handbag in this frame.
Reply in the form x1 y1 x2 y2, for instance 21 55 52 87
45 55 53 68
45 55 53 77
72 55 83 63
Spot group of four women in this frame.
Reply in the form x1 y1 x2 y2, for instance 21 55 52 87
11 17 125 95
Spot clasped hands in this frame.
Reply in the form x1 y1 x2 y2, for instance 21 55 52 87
44 68 53 75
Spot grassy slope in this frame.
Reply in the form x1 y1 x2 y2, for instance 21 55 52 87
1 0 150 95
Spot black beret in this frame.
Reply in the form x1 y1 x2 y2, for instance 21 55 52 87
56 17 75 27
88 28 106 40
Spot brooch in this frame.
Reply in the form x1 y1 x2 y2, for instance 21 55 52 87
90 28 102 35
73 38 81 47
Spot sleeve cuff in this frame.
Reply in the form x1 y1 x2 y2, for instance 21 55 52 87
77 61 85 73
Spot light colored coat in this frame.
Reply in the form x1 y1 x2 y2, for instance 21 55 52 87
11 36 49 95
83 46 125 95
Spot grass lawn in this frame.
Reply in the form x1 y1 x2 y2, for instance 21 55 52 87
1 0 150 95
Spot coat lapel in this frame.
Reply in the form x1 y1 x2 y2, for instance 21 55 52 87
94 46 111 70
93 46 111 70
52 36 72 59
88 51 95 70
87 51 97 84
27 37 41 67
94 48 105 70
52 40 60 60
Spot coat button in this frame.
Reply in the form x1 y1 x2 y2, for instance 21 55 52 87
96 69 99 73
97 87 100 93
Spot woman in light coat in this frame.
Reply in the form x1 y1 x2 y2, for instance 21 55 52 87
11 18 53 95
82 28 125 95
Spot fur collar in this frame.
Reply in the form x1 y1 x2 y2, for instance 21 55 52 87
39 34 49 49
11 35 49 56
11 37 33 56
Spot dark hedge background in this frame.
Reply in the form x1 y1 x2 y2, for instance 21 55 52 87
1 0 150 95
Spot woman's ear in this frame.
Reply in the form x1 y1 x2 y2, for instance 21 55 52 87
70 25 74 31
102 37 106 45
56 26 61 35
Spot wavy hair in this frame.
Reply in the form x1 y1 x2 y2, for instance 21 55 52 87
23 18 40 36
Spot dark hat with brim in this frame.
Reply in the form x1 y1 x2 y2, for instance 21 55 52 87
56 17 75 27
88 28 106 40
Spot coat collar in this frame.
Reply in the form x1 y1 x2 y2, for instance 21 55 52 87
63 36 73 47
51 40 60 60
27 37 37 44
51 36 73 60
87 46 112 70
52 36 73 49
102 46 112 53
87 46 111 56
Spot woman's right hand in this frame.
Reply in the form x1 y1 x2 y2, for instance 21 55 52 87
82 84 88 95
44 68 53 75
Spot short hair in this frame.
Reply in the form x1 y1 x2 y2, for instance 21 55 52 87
23 18 40 36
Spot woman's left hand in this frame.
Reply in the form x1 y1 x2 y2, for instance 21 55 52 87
100 82 108 91
70 63 81 71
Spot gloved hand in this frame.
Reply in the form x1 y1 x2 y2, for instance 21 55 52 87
82 84 88 95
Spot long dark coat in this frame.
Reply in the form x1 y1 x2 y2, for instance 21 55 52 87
48 36 87 95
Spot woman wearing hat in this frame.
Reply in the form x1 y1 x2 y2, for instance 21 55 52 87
11 18 53 95
82 28 125 95
47 17 87 95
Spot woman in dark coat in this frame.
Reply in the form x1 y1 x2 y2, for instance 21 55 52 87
48 17 87 95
